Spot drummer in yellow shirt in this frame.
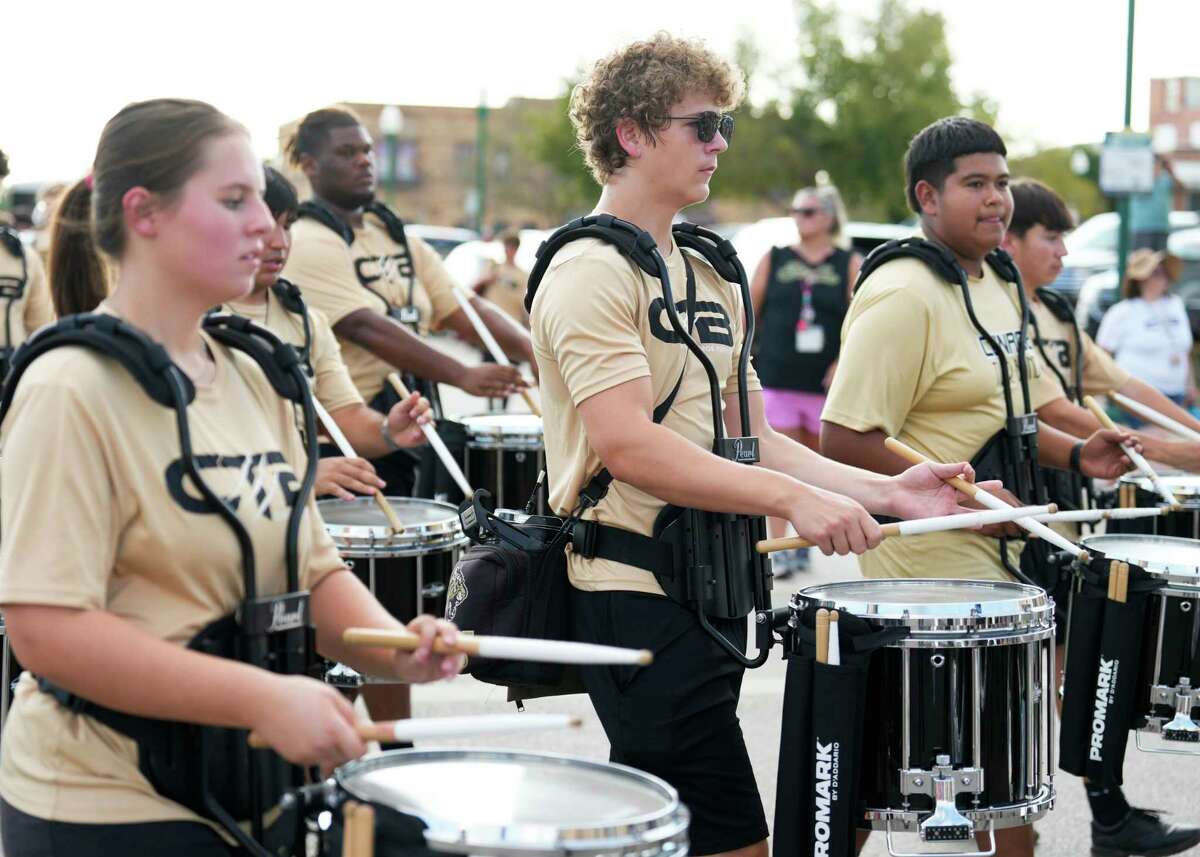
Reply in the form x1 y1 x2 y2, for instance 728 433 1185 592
821 118 1135 857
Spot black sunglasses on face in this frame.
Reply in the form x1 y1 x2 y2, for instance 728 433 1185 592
670 111 735 144
792 207 823 217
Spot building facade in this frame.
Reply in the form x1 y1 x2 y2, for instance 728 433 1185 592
1149 77 1200 209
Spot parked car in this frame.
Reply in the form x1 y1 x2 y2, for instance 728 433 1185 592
730 217 914 275
405 224 480 258
1075 225 1200 340
1046 210 1200 306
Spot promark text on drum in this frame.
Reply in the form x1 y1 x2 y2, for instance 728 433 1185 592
813 739 840 856
1090 656 1118 762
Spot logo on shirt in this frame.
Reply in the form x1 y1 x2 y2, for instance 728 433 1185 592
164 450 300 520
649 298 734 348
1040 337 1072 370
355 252 413 288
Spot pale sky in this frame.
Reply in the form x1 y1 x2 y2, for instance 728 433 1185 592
2 0 1196 186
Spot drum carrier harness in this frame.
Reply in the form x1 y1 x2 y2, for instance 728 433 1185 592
855 238 1046 584
467 215 776 668
0 312 323 857
0 227 29 380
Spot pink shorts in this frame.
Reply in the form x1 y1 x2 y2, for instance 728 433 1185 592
762 387 826 435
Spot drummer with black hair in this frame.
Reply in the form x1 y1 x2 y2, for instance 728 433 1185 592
535 36 988 857
0 147 55 373
281 106 533 497
0 99 462 856
224 166 432 501
820 117 1137 857
1002 178 1200 857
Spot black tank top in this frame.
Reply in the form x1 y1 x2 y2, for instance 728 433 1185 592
756 245 852 392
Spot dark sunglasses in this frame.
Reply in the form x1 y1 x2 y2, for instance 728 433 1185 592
670 111 735 144
792 207 824 217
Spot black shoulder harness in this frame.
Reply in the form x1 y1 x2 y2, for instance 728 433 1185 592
0 227 30 378
296 198 411 248
268 277 314 375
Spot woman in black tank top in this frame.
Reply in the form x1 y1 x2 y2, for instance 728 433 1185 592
748 185 862 574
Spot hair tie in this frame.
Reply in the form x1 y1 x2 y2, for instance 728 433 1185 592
84 174 94 190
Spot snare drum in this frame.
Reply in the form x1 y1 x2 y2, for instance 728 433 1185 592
1080 534 1200 751
794 579 1056 847
1114 472 1200 538
461 413 546 515
319 497 469 621
330 749 690 857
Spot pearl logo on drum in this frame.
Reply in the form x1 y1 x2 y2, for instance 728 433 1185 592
267 600 305 633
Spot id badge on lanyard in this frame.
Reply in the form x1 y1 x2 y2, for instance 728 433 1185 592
794 279 824 353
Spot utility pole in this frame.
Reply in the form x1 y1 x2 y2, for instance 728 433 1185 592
1116 0 1136 286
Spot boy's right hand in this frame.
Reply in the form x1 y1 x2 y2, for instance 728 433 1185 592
785 486 883 556
251 675 365 770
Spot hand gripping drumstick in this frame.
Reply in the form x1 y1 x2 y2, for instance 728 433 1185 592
311 396 405 534
1083 396 1180 508
754 503 1057 554
386 374 474 497
248 712 583 749
343 626 654 666
449 287 541 417
1111 392 1200 444
883 437 1089 562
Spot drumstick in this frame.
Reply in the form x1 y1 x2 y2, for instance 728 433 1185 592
1116 562 1130 604
249 712 583 749
1111 392 1200 443
1083 396 1180 508
449 287 541 416
386 374 474 497
342 627 654 666
883 437 1089 562
815 609 830 664
355 803 375 857
1106 559 1119 601
827 610 841 666
1032 507 1165 524
311 396 405 534
342 801 363 857
754 504 1056 553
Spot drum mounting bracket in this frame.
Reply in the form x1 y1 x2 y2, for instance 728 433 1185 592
1148 678 1199 743
900 756 984 844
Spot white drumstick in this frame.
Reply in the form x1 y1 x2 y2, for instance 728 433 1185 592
250 713 581 749
755 504 1056 553
1111 392 1200 443
312 397 405 534
827 610 841 667
1084 396 1180 508
883 437 1088 560
386 374 474 498
1033 507 1166 524
343 626 653 666
450 287 541 416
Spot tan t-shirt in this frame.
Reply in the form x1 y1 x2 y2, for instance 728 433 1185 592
0 327 345 827
1029 297 1130 398
823 256 1063 581
282 213 461 403
224 289 363 414
482 260 530 325
532 238 761 595
0 238 54 350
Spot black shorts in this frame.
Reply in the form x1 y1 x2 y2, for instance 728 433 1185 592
570 589 769 856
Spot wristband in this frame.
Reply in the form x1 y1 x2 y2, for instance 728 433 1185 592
380 415 403 453
1069 440 1084 474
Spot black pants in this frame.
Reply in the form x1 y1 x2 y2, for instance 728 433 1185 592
0 798 237 856
571 589 769 856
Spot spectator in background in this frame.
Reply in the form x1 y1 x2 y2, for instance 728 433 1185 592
0 148 12 227
748 184 861 577
1097 248 1196 411
1129 155 1178 251
473 230 529 327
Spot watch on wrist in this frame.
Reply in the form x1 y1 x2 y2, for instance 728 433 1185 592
380 415 403 453
1069 440 1084 474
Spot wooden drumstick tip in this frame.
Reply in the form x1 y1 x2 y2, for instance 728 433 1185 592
1079 550 1091 564
635 649 654 666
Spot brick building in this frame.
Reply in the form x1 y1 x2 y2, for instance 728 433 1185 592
277 99 566 231
1149 77 1200 208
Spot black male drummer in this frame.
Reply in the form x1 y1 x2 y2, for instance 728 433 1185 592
820 117 1138 857
1002 178 1200 857
533 37 988 857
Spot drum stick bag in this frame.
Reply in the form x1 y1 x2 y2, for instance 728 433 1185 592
774 604 908 857
1059 557 1160 786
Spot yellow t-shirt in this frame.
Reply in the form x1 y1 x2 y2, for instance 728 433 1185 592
224 288 363 414
1029 297 1130 398
822 256 1063 581
282 213 461 403
0 238 54 350
531 238 761 595
0 327 345 827
482 260 530 325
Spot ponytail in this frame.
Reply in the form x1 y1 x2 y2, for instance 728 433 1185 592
47 178 109 316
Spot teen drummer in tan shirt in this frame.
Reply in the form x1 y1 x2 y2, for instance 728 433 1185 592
0 188 54 363
535 36 988 857
473 231 530 326
0 99 461 857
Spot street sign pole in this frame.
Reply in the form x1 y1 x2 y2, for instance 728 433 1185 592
1116 0 1136 287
